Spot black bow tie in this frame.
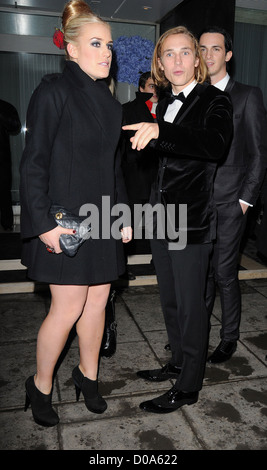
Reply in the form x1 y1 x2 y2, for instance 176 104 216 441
166 92 186 104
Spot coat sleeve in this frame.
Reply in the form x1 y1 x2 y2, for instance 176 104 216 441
114 144 131 226
155 93 233 161
238 87 267 205
114 107 131 212
19 79 62 239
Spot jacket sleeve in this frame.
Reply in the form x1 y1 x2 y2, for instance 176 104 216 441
19 80 62 239
155 93 233 161
239 87 267 205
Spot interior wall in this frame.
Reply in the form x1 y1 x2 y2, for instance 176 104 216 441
159 0 267 107
160 0 236 39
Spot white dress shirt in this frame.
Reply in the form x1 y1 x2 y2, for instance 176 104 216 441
213 73 230 91
164 80 197 123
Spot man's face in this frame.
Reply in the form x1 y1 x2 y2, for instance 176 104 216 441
199 32 232 83
140 77 158 103
158 33 199 94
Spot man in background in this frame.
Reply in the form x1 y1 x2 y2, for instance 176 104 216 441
199 26 267 363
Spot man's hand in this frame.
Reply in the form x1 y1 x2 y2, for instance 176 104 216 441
239 201 249 215
122 122 159 151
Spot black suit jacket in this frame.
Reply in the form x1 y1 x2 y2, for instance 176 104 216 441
213 78 267 205
150 82 233 244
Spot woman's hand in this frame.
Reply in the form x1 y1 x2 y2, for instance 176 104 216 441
120 226 132 243
122 122 159 151
39 226 76 254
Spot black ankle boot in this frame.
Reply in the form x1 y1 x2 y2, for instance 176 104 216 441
72 366 107 414
24 376 59 427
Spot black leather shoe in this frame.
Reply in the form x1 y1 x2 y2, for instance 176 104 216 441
207 340 237 364
136 363 181 382
140 387 198 414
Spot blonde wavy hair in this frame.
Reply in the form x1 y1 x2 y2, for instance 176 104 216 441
151 26 208 88
62 0 110 60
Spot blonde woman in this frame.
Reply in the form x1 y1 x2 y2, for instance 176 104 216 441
20 0 131 426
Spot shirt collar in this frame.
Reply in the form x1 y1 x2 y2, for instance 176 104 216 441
172 80 197 98
213 73 230 91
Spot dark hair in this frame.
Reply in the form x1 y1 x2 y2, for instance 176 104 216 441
199 26 233 54
138 71 152 90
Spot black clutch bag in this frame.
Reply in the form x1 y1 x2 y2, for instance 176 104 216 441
50 205 91 257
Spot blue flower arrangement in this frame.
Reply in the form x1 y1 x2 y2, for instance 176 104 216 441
111 35 155 87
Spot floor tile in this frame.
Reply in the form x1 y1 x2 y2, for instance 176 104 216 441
184 380 267 450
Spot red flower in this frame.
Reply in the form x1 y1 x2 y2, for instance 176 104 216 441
53 29 64 50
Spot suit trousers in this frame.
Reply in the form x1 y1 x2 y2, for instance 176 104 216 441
151 238 212 392
206 202 247 341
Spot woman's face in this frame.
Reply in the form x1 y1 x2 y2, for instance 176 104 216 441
67 22 113 80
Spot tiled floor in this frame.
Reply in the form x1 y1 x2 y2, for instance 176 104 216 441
0 278 266 452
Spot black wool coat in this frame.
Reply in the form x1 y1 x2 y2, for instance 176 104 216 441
150 82 233 244
20 61 128 285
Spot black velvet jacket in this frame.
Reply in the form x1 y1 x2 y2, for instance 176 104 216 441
151 82 233 244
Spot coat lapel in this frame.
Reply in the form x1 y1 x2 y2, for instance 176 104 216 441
225 77 235 94
157 94 169 121
173 86 200 124
134 92 155 122
64 61 122 143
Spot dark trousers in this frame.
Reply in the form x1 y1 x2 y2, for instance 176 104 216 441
206 202 247 341
151 238 212 392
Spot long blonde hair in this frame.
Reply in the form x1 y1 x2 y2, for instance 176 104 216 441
151 26 208 88
62 0 110 60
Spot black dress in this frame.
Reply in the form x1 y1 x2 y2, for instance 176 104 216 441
20 61 128 285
